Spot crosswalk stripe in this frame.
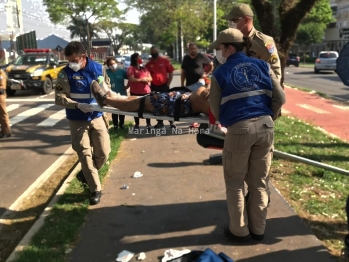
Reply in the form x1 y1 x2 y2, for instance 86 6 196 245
6 104 20 112
6 98 55 102
37 109 66 127
10 104 55 126
333 105 349 110
297 104 330 114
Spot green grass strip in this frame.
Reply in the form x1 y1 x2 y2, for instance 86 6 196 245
12 124 130 262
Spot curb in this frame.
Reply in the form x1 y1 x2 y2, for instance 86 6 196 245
5 163 81 262
0 147 75 231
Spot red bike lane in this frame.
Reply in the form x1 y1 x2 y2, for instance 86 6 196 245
282 86 349 141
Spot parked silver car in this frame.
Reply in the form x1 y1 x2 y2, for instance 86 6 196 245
314 51 338 73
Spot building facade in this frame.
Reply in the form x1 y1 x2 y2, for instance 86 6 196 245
324 0 349 52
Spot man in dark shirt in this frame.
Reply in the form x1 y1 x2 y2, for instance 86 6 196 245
181 42 213 86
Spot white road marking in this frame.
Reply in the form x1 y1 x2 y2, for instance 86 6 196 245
6 98 54 102
37 109 66 127
333 105 349 110
9 104 55 126
297 104 330 114
37 91 54 99
282 109 290 114
6 104 20 112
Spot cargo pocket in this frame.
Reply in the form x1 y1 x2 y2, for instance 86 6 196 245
230 127 249 151
263 120 275 145
223 149 233 173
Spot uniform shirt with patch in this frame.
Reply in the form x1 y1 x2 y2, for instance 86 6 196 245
55 62 111 109
248 27 282 82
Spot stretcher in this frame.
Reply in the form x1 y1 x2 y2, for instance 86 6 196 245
89 104 225 165
89 104 218 124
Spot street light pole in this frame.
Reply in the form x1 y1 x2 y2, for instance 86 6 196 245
213 0 217 55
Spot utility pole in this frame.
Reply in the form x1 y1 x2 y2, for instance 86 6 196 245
85 14 91 57
213 0 217 55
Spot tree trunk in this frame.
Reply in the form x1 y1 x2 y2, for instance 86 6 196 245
168 43 173 58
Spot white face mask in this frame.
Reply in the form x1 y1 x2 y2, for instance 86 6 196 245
216 50 227 64
69 62 81 72
228 21 237 29
109 64 117 70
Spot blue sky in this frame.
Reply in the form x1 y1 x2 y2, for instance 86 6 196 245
0 0 140 40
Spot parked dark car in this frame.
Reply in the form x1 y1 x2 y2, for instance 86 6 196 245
286 54 300 67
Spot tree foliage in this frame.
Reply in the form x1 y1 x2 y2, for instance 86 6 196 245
42 0 120 24
43 0 121 55
67 16 100 42
98 20 137 55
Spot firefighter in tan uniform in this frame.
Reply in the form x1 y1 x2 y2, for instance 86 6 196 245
55 41 111 205
222 3 282 82
0 69 11 138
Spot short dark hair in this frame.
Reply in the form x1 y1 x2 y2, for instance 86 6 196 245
188 42 197 48
64 41 86 57
106 57 117 66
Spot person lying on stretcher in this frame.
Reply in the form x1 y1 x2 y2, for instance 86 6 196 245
91 80 211 119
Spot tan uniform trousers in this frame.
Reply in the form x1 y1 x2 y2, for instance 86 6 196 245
223 115 274 237
0 93 11 135
69 116 111 192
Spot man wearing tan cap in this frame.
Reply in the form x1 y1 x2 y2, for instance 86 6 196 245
222 3 282 82
208 28 285 242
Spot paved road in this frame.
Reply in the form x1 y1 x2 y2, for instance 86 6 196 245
284 66 349 101
0 91 71 217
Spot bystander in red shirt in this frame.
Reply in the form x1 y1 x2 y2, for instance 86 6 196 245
127 66 151 95
145 57 174 86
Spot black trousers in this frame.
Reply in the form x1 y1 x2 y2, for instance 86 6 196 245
150 84 174 126
112 114 125 127
130 92 151 126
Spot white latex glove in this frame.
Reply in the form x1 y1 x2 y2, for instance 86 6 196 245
77 103 94 113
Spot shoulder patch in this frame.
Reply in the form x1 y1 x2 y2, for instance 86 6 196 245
265 40 275 54
269 54 278 64
58 72 65 78
56 83 63 91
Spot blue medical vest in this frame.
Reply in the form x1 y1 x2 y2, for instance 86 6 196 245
213 52 273 127
63 59 103 121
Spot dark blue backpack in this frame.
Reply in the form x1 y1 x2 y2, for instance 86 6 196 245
168 248 234 262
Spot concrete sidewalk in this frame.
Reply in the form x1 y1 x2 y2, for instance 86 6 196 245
68 121 334 262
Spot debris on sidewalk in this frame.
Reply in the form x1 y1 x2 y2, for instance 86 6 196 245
116 250 134 262
162 249 191 262
137 252 146 260
120 185 129 189
133 171 143 178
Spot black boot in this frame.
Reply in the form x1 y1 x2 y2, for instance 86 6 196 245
90 191 102 205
